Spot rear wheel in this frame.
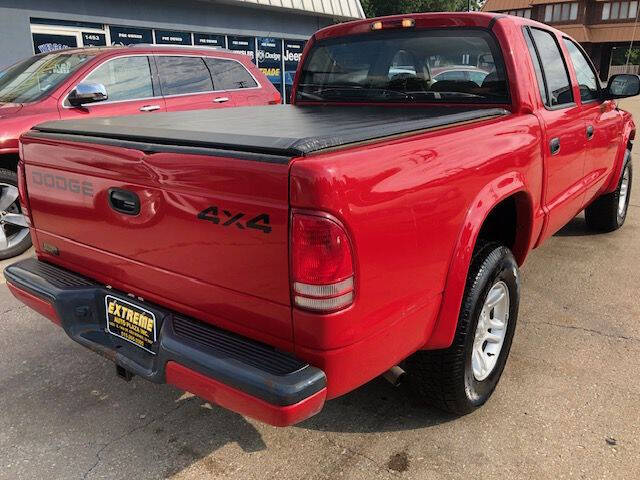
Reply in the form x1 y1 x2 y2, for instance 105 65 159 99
0 168 32 260
405 242 520 415
585 152 632 232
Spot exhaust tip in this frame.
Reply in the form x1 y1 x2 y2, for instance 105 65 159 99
382 366 406 387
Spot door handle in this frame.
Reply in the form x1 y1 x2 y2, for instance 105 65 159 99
586 125 595 140
108 188 140 215
213 97 230 103
550 137 561 155
139 105 161 112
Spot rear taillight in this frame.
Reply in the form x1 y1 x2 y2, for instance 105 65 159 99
291 213 355 313
269 92 282 105
16 160 32 226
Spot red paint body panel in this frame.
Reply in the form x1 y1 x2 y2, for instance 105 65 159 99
289 114 544 354
166 361 326 427
20 135 293 346
13 13 637 422
0 46 278 165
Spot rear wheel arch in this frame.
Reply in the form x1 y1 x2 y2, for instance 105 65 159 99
477 191 533 266
0 153 20 172
424 174 534 350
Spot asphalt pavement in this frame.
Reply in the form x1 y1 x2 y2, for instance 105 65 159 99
1 99 639 480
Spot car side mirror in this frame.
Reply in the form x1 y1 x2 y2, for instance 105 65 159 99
68 82 108 107
604 74 640 99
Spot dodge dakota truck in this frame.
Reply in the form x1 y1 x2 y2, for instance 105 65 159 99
5 13 638 427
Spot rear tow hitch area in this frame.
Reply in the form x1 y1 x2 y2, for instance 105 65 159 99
116 365 134 382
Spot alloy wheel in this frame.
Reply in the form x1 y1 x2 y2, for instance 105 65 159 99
0 183 29 252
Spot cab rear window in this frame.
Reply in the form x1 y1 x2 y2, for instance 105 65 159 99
297 29 508 104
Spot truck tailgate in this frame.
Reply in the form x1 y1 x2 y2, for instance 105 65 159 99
20 133 293 346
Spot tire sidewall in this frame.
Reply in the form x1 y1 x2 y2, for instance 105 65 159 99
462 247 520 407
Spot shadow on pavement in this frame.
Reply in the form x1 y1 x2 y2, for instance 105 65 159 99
298 377 457 434
554 215 595 237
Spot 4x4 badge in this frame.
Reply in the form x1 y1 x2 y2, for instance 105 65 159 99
197 206 272 234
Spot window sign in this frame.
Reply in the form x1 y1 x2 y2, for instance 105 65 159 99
155 30 192 45
194 33 225 49
227 36 256 63
32 33 77 54
82 32 107 47
257 37 283 101
283 40 306 103
109 26 153 45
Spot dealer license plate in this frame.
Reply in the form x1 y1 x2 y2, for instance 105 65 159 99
105 294 157 354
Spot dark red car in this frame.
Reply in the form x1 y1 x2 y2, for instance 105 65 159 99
0 45 281 258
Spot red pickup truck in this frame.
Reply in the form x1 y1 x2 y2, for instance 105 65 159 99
5 13 638 427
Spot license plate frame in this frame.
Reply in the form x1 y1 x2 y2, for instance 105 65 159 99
105 294 157 355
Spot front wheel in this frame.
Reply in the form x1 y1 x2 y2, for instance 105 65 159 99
585 152 632 232
0 168 32 260
405 242 520 415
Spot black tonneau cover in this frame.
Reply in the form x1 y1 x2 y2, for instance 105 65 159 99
31 105 509 158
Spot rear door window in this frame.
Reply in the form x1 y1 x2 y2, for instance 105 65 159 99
156 56 213 96
529 28 574 107
83 56 154 102
524 29 548 105
204 58 258 90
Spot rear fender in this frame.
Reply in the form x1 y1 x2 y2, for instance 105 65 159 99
423 172 533 350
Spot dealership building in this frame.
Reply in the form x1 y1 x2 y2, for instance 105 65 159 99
0 0 364 100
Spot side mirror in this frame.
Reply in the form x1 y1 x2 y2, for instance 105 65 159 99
605 74 640 99
67 82 108 107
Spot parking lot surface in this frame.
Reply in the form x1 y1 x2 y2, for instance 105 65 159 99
1 100 640 480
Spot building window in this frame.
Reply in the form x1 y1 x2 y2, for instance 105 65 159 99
544 2 579 23
602 1 638 20
504 8 532 18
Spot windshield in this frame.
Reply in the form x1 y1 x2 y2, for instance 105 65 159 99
296 29 509 104
0 52 95 103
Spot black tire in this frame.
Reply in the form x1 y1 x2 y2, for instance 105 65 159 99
0 168 32 260
405 242 520 415
585 152 633 233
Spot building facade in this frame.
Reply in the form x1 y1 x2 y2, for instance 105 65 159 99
482 0 640 79
0 0 364 101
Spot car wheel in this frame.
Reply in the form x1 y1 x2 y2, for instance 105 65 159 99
0 168 32 260
585 151 633 232
404 241 520 415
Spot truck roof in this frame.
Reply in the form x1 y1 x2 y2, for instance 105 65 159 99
312 12 570 43
29 105 509 161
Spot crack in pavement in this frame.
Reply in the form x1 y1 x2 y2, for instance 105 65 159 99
81 396 196 480
322 433 402 479
530 320 640 343
0 304 27 316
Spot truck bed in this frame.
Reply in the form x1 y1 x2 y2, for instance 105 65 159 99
30 105 509 159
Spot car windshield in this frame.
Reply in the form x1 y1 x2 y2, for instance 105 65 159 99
0 51 95 103
297 28 509 104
